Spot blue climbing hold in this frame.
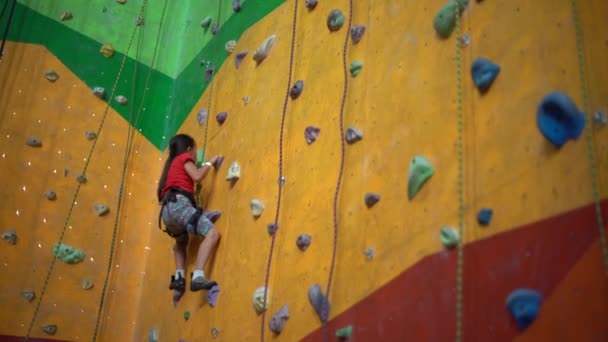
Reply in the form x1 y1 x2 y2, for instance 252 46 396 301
477 208 493 226
471 57 500 93
537 92 586 148
506 289 542 331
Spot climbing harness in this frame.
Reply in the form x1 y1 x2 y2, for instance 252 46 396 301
570 0 608 276
24 0 156 340
158 187 200 239
454 1 465 341
260 0 299 340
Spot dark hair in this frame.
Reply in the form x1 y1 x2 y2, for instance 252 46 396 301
157 134 196 202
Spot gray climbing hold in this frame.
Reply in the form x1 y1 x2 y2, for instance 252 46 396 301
148 328 158 342
45 190 57 201
225 40 237 53
226 161 241 181
440 226 460 248
205 67 214 82
20 290 35 302
308 284 330 323
594 111 607 127
350 25 366 44
327 9 345 32
253 286 270 313
345 127 363 144
216 111 228 125
408 155 434 200
296 234 312 251
306 0 318 10
363 247 375 260
85 131 97 140
211 327 220 339
305 126 321 144
235 50 248 69
95 204 110 216
233 0 241 12
76 173 87 184
253 35 276 64
350 61 363 77
197 109 208 126
45 70 59 82
26 137 42 147
201 16 212 29
250 199 265 218
82 278 94 290
211 23 219 35
64 168 69 177
53 243 85 264
269 304 290 334
364 193 380 207
243 95 250 104
42 324 57 336
60 12 73 21
290 80 304 99
92 87 106 99
267 223 279 236
213 156 225 169
115 95 128 105
2 229 16 245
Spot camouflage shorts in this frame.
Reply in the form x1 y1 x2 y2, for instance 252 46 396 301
161 194 214 240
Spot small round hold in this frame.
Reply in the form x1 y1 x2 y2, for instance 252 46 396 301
296 234 312 251
115 95 128 105
350 25 366 44
350 61 363 77
45 191 57 201
364 193 380 207
225 40 237 54
81 278 94 290
45 70 59 82
85 131 97 140
197 109 208 126
216 112 228 125
95 204 110 216
327 9 345 32
92 87 106 99
290 80 304 99
250 199 265 218
267 223 279 236
26 137 42 147
306 0 318 10
76 173 87 184
211 327 220 339
100 43 115 58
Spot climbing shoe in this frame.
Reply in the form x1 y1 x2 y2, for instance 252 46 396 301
169 274 186 292
190 274 217 291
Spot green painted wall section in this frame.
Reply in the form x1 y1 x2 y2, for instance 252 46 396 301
19 0 245 78
3 0 286 151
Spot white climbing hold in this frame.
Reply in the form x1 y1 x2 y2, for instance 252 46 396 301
95 204 109 216
115 95 128 105
226 161 241 181
253 286 271 313
92 87 106 99
250 199 264 217
225 40 237 53
253 35 276 64
45 70 59 82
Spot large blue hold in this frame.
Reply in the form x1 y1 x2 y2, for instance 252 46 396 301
537 92 586 148
506 289 542 331
471 57 500 93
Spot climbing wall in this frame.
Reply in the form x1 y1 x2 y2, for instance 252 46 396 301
0 0 607 341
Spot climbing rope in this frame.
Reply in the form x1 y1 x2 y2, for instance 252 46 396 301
323 0 353 340
24 1 149 339
454 1 465 341
0 0 16 59
260 0 299 340
91 0 168 341
570 0 608 276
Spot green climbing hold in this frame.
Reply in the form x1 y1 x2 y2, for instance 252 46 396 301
440 226 460 248
184 311 190 321
196 149 205 167
327 9 345 31
81 278 94 290
433 0 469 39
52 243 85 264
336 325 353 339
407 155 434 200
350 61 363 77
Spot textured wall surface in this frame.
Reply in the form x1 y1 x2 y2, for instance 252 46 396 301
0 0 607 341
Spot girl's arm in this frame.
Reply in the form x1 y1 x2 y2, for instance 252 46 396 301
184 161 212 182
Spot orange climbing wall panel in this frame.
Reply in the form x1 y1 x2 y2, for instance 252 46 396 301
0 0 607 341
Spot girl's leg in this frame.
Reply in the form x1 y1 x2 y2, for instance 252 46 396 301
194 227 220 270
173 233 188 272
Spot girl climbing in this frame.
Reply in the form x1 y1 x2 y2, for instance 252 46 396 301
157 133 221 292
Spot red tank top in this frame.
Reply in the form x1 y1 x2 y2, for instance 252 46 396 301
161 152 195 199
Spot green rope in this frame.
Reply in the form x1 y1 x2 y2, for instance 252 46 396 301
570 0 608 276
454 1 465 341
24 1 149 340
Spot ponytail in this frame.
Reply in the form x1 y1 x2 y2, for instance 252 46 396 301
157 134 195 202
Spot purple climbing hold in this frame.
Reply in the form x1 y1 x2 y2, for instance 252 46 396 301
233 0 241 12
269 304 290 334
213 156 225 169
235 50 248 69
216 111 228 125
207 284 221 307
305 126 321 144
173 289 185 307
267 223 279 236
308 284 330 323
197 109 208 126
351 25 366 44
211 24 219 35
345 127 363 144
203 210 222 223
290 80 304 99
364 193 380 208
296 234 312 251
205 67 214 82
305 0 318 10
